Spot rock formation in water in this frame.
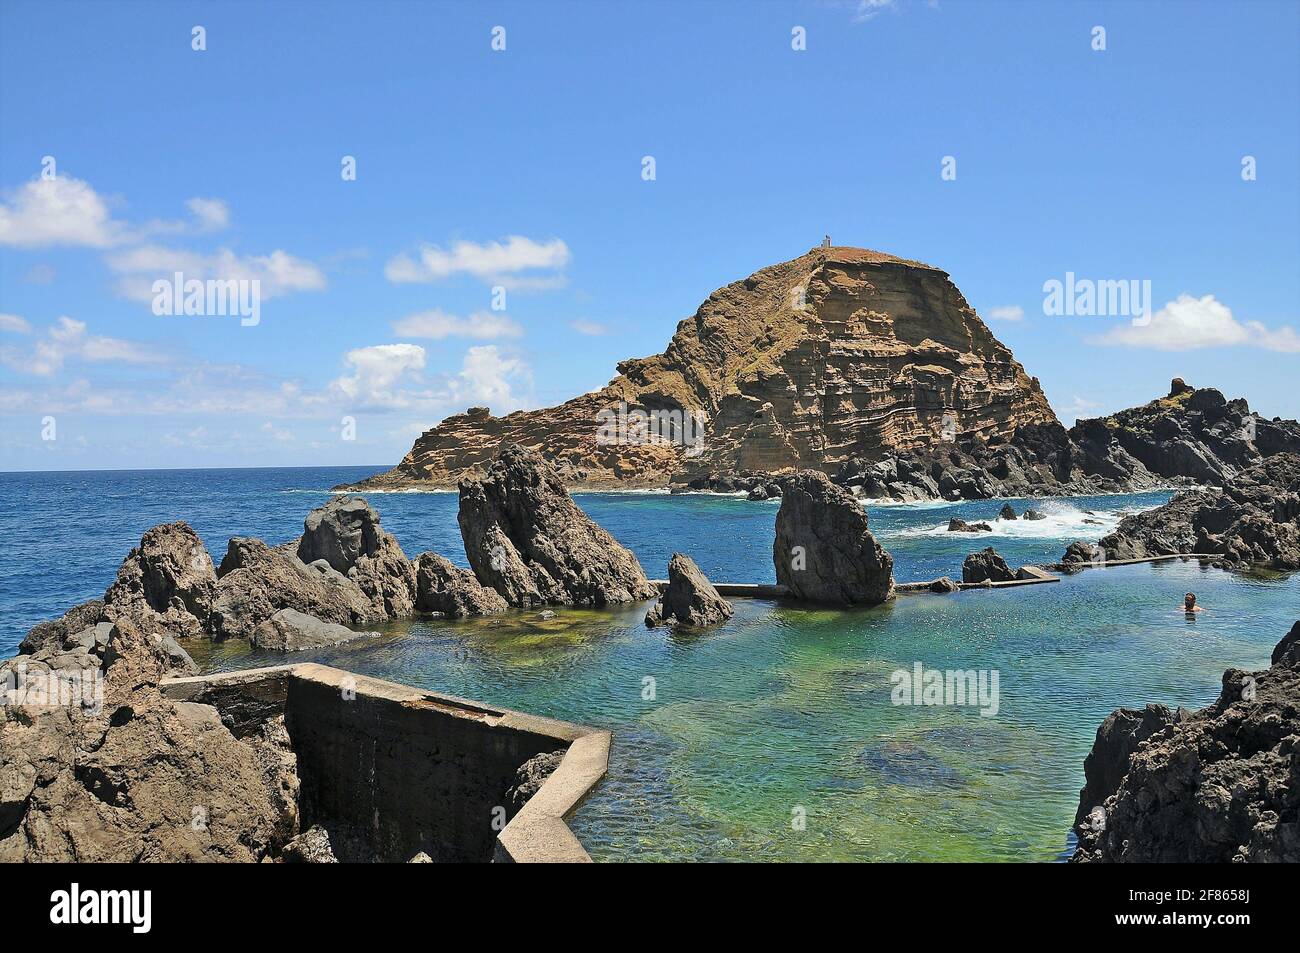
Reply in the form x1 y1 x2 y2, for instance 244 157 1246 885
458 444 657 608
212 497 417 639
1072 622 1300 863
947 518 992 533
413 552 509 618
1067 452 1300 570
345 246 1057 491
644 554 734 629
773 470 894 604
961 547 1017 584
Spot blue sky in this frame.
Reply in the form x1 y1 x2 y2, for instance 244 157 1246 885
1 0 1297 471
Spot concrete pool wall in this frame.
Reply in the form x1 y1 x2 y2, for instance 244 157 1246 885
160 663 610 863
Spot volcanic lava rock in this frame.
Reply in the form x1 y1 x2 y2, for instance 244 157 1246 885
250 608 378 653
102 522 216 640
1088 453 1300 570
961 547 1017 584
0 618 297 862
1072 623 1300 863
644 554 734 629
457 444 656 608
413 552 508 618
773 470 894 605
209 537 383 641
279 825 338 863
297 496 417 619
505 749 566 813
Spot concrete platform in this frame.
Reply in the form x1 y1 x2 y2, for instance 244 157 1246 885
161 664 610 863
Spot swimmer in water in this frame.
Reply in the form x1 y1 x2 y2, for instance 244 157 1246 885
1182 592 1204 613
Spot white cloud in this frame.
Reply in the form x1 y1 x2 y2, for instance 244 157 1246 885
0 175 233 251
391 309 523 340
986 305 1024 322
330 343 429 408
568 319 608 336
327 342 530 415
0 175 122 248
855 0 897 21
454 344 530 412
107 245 326 301
185 197 230 232
1091 293 1300 353
0 313 31 333
385 236 570 287
0 316 168 376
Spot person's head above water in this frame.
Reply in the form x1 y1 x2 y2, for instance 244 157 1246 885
1184 592 1197 610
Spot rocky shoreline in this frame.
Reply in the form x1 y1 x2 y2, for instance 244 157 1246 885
1072 622 1300 862
1059 453 1300 572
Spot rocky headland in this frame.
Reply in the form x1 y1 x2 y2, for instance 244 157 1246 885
342 246 1057 494
337 243 1299 505
1072 622 1300 862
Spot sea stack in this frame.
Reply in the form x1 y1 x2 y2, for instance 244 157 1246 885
772 470 894 605
457 444 657 607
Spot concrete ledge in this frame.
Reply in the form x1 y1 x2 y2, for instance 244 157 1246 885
1044 553 1217 571
650 580 790 598
161 663 610 863
494 730 611 863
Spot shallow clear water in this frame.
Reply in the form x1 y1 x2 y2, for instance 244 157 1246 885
3 467 1295 861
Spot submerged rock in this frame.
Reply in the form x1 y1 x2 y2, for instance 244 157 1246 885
773 470 894 605
458 444 656 608
961 547 1017 584
1072 622 1300 863
250 608 378 652
413 552 508 618
645 554 734 629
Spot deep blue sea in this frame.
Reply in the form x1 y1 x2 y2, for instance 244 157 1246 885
3 466 1297 861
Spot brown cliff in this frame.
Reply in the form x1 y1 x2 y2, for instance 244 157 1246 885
345 246 1057 490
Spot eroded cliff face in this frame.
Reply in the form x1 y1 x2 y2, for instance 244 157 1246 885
350 247 1057 489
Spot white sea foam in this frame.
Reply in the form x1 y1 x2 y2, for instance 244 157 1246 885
881 500 1156 541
